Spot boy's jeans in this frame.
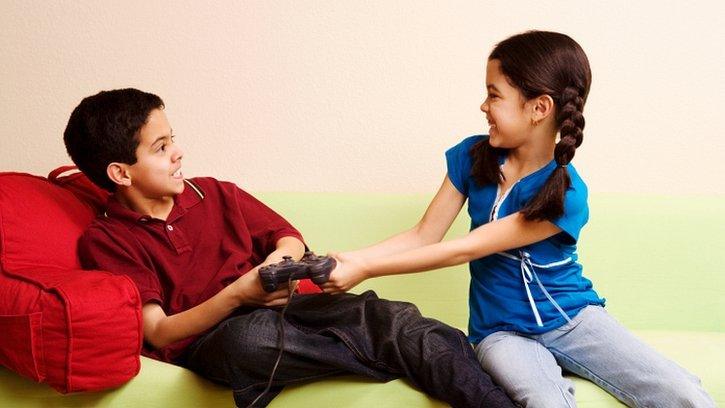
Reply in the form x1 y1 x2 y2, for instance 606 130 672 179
182 290 515 408
474 305 715 408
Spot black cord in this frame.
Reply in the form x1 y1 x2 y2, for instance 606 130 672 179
246 278 294 408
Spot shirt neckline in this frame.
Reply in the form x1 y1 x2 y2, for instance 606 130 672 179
105 179 204 224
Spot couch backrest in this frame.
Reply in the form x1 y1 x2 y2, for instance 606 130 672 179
0 168 108 273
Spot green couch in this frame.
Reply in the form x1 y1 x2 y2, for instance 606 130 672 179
1 192 723 407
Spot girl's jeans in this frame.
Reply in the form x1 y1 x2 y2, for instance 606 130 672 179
475 305 715 408
182 290 515 408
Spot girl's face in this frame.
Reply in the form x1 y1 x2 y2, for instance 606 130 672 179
480 59 535 149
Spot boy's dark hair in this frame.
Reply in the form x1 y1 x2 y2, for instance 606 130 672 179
63 88 165 192
471 30 592 222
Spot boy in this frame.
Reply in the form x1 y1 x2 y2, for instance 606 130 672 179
63 88 514 408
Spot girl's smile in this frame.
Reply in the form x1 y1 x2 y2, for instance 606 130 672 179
480 59 534 149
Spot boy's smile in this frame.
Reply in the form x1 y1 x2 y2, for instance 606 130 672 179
131 108 184 193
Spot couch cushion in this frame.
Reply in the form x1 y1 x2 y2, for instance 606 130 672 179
0 331 722 406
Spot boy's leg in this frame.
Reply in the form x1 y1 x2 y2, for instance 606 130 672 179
538 305 716 408
182 307 397 407
284 291 516 408
474 330 576 408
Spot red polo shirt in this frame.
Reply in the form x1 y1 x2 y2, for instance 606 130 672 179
78 177 321 362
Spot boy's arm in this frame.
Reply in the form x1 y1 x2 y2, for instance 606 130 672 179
143 236 305 350
262 236 306 263
232 186 306 256
143 266 289 349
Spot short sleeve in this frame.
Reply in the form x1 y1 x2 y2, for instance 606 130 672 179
445 135 483 196
231 185 304 255
78 227 163 305
552 173 589 243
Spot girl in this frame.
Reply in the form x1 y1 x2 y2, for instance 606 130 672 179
321 31 715 407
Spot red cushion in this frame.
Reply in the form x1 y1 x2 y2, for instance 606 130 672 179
0 173 93 270
0 168 140 393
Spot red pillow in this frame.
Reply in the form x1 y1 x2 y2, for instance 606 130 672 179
0 168 141 392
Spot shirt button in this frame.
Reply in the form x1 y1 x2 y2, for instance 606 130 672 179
167 225 174 231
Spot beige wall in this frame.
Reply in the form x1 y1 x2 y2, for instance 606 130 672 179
2 1 723 194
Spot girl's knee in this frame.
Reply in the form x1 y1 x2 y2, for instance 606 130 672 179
649 377 715 408
629 372 714 408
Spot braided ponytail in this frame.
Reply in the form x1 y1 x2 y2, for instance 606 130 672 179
520 86 585 220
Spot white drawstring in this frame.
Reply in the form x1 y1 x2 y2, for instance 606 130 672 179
519 253 544 326
498 251 572 327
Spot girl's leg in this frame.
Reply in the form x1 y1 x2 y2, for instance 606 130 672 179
538 305 715 408
475 330 576 408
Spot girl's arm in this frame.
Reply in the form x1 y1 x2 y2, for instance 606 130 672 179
322 211 562 293
341 175 466 259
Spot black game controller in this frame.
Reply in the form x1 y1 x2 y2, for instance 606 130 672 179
258 251 336 292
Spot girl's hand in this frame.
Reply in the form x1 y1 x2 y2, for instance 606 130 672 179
321 252 370 294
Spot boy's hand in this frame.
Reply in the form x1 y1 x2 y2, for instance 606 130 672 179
231 266 296 307
320 252 369 294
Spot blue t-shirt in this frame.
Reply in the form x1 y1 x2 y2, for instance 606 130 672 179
446 135 605 344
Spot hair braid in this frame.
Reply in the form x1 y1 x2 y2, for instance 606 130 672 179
554 86 585 165
521 86 586 221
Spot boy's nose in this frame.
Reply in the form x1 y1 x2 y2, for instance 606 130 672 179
172 145 184 161
480 101 488 113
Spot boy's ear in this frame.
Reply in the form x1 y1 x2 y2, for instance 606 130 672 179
107 162 132 187
531 94 555 124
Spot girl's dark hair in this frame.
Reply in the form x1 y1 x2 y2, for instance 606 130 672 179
471 30 591 221
63 88 164 192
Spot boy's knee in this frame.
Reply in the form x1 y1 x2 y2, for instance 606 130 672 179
371 297 420 317
218 310 281 358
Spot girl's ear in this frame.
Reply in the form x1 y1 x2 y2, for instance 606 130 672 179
531 94 555 125
107 162 132 187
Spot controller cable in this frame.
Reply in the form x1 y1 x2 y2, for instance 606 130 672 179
246 277 295 408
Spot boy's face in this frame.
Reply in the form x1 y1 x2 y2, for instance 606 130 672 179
125 108 185 199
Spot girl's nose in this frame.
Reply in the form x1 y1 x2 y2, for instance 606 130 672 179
480 100 488 113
